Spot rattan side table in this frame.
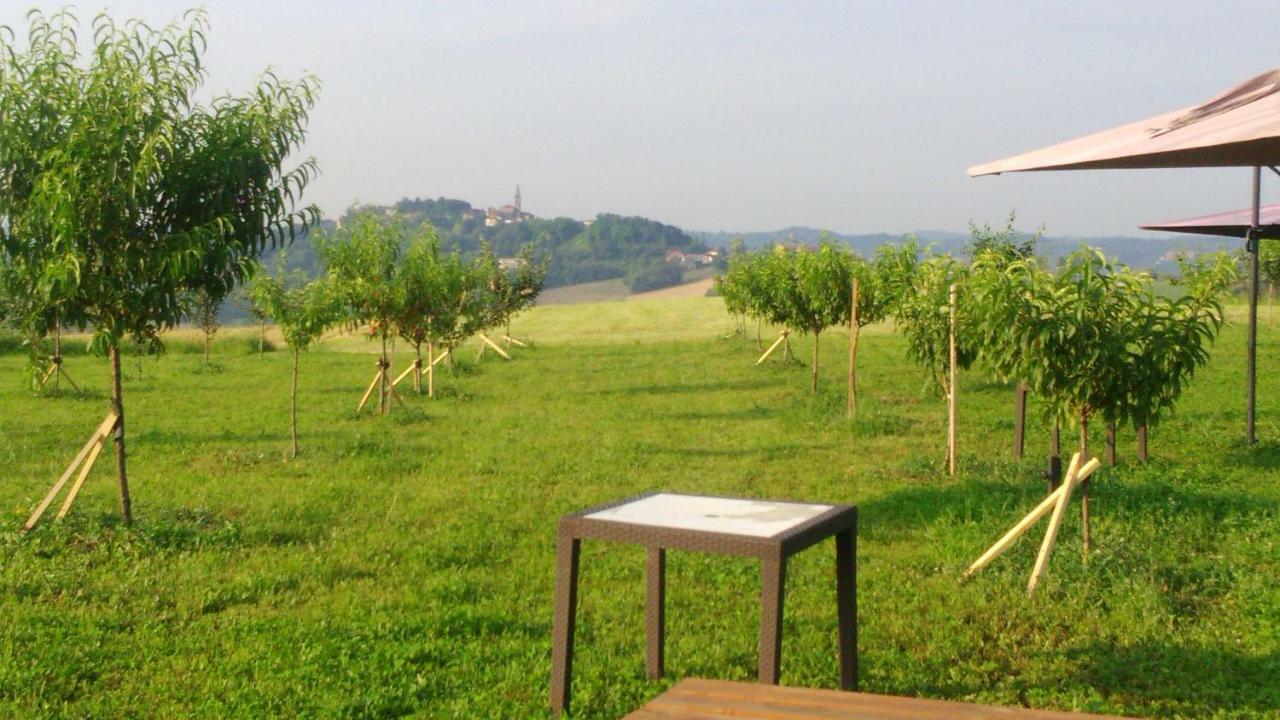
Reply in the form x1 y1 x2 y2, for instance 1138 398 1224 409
549 492 857 716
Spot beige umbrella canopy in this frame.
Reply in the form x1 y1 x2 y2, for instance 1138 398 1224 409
970 68 1280 443
1141 203 1280 239
969 69 1280 175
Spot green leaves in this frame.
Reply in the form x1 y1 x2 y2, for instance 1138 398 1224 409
0 8 319 353
247 261 338 351
969 246 1238 431
895 254 975 394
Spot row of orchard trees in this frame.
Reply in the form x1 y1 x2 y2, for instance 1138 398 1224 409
248 212 546 457
718 223 1238 479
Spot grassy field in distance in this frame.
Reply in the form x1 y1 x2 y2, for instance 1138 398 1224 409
0 296 1277 718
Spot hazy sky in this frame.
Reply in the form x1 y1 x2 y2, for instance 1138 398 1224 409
5 1 1278 237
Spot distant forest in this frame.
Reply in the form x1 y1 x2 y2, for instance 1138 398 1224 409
262 197 708 290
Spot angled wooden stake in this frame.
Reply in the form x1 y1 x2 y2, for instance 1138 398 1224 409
503 335 529 348
56 440 104 520
964 453 1082 578
391 360 419 389
23 412 118 532
756 331 789 365
478 334 512 360
356 368 384 414
1027 456 1100 595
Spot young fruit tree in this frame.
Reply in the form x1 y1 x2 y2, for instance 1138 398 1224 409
846 238 920 414
391 224 450 396
321 212 405 415
248 265 339 458
970 247 1236 550
465 243 547 361
773 241 856 393
497 245 548 349
425 248 486 386
0 10 319 526
894 254 977 475
187 289 222 366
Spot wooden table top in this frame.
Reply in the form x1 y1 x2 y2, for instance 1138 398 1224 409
624 679 1138 720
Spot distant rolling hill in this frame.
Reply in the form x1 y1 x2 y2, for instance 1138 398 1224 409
691 226 1235 274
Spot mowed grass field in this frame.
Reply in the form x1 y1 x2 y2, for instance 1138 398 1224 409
1 297 1278 719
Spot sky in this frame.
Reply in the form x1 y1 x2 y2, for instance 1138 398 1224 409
4 1 1278 237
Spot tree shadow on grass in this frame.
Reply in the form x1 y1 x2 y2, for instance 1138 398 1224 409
132 428 346 445
1215 437 1280 470
637 441 832 460
597 378 782 397
654 407 777 421
857 471 1277 544
10 506 330 559
1060 640 1280 716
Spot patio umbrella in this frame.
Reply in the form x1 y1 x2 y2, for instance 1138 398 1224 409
970 68 1280 443
1141 203 1280 239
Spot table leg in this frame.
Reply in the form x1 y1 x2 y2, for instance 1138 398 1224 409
836 524 858 691
550 534 581 716
646 546 666 679
758 553 787 684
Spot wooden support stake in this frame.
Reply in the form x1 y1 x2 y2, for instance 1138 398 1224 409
356 369 383 414
503 335 529 348
479 334 512 360
963 453 1081 579
391 361 419 389
428 340 436 398
56 440 104 520
36 363 58 390
755 331 788 365
847 277 860 418
58 365 80 392
23 412 118 532
1028 456 1101 596
947 283 958 478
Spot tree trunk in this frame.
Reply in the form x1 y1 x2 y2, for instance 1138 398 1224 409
1080 411 1091 557
1047 420 1061 492
414 342 423 394
1137 424 1148 462
756 318 762 350
110 345 133 525
811 331 820 394
290 346 300 459
380 333 389 415
1105 422 1116 466
259 321 266 356
1013 382 1028 459
204 332 211 365
847 278 859 417
54 324 62 392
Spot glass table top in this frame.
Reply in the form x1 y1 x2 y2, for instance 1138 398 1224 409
584 493 833 538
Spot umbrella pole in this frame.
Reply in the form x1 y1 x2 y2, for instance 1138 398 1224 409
1248 166 1261 445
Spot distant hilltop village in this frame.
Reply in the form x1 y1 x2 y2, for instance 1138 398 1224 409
462 185 540 228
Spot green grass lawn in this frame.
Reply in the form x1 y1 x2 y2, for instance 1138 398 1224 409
1 298 1277 718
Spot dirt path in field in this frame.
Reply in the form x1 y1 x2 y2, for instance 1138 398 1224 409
627 277 716 301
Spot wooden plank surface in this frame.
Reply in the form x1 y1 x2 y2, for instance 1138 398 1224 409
624 679 1137 720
